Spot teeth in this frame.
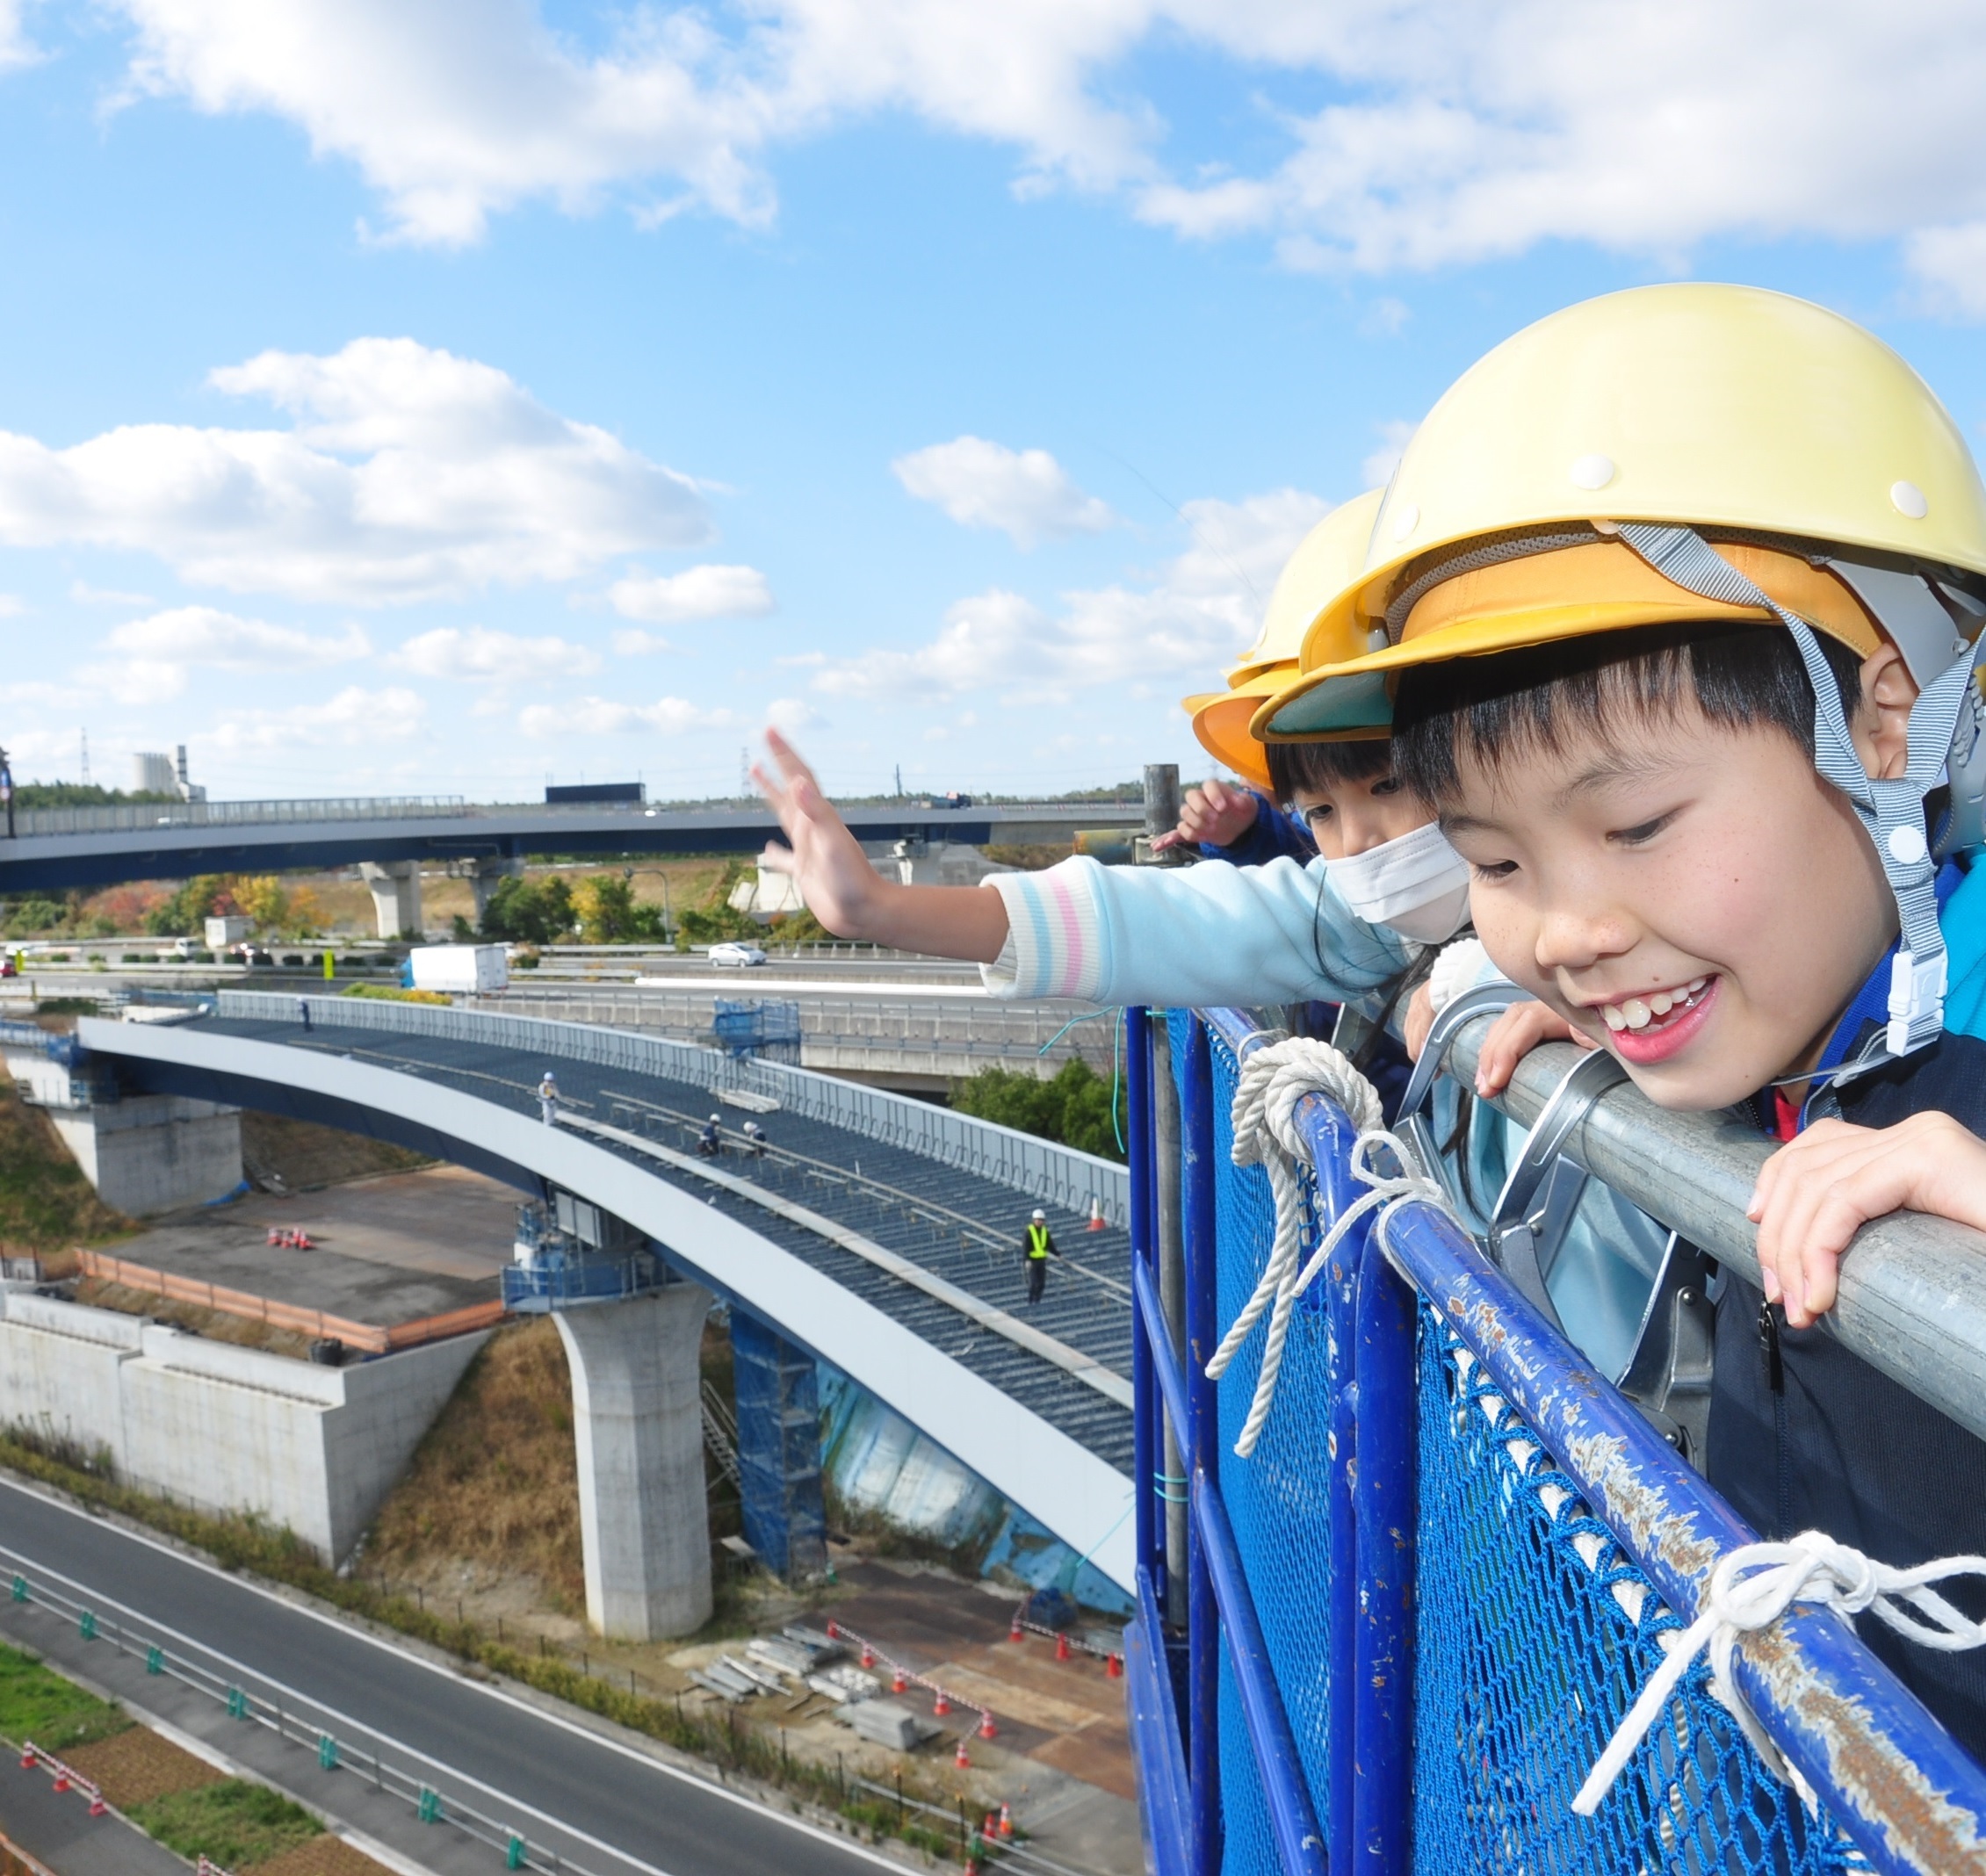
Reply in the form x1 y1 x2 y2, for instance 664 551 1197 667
1648 991 1673 1016
1622 999 1652 1029
1687 977 1707 994
1602 1005 1627 1031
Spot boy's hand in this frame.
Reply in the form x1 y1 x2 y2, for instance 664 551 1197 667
753 729 887 938
1749 1112 1986 1327
1151 778 1260 854
1405 983 1437 1060
1472 1000 1593 1096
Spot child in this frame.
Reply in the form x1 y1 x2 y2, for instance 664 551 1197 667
1255 281 1986 1755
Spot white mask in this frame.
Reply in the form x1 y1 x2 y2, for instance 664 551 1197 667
1325 819 1473 942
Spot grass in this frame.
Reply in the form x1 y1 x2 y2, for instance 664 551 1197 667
0 1083 133 1255
0 1641 132 1752
130 1780 321 1868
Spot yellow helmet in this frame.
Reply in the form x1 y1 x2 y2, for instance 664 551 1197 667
1182 489 1383 786
1259 283 1986 740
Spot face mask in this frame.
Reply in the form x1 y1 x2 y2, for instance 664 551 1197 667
1325 819 1473 942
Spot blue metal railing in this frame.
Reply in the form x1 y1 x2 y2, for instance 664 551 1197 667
1125 1006 1986 1876
501 1253 666 1313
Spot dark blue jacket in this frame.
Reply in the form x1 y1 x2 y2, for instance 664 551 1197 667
1708 862 1986 1761
1200 794 1315 866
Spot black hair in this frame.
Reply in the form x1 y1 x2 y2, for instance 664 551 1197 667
1264 735 1392 805
1390 620 1867 808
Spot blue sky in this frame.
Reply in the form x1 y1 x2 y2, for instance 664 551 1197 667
5 2 1986 803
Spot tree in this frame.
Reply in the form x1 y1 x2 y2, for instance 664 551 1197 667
675 858 763 946
578 873 670 944
479 875 575 946
144 876 228 937
950 1058 1126 1163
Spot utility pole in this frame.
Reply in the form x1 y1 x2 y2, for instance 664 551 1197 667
894 763 903 797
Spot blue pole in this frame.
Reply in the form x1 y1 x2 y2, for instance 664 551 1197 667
1181 1015 1222 1876
1352 1223 1418 1871
1126 1007 1159 1592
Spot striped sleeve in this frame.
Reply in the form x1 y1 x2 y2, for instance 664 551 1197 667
977 862 1107 1000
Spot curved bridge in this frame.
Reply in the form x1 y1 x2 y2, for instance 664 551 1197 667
77 992 1135 1591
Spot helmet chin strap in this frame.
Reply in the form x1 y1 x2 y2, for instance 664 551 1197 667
1617 523 1983 1062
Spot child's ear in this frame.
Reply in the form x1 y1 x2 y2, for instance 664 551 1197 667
1851 639 1920 782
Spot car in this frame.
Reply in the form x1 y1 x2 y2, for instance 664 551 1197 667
707 942 768 967
0 956 14 978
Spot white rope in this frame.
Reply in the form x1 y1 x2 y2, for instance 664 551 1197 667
1574 1530 1986 1817
1206 1037 1452 1457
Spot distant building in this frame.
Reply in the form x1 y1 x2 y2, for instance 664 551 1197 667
726 840 1012 923
132 745 206 802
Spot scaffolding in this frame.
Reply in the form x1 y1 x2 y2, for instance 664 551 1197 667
731 1312 827 1581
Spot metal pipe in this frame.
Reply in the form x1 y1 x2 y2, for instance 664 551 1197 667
1180 1016 1223 1876
1152 1017 1189 1628
1443 1022 1986 1448
1191 1476 1329 1876
1127 1007 1160 1592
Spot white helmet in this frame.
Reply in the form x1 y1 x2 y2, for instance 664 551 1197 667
1031 1208 1046 1223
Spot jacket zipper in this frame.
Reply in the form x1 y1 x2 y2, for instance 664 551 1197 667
1757 1297 1791 1539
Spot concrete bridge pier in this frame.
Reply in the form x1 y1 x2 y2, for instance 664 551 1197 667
554 1283 714 1640
359 862 423 939
466 855 524 927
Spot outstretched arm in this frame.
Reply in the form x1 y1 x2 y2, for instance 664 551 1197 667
754 730 1009 962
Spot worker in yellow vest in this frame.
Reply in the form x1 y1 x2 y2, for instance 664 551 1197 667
1022 1208 1059 1306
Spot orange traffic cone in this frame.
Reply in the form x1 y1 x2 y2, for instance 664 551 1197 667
88 1795 105 1817
1055 1631 1071 1662
52 1772 68 1793
19 1749 33 1769
933 1691 950 1716
1086 1196 1107 1232
826 1620 840 1639
892 1668 907 1694
999 1803 1014 1837
860 1644 874 1669
978 1712 998 1740
1007 1609 1022 1642
954 1736 971 1770
1105 1652 1122 1678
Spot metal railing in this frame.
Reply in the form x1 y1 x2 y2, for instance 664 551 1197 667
0 1549 600 1876
1125 1006 1986 1876
211 991 1129 1225
502 1252 668 1313
15 797 470 837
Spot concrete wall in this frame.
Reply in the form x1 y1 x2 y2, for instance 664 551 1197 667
47 1097 242 1216
0 1288 486 1559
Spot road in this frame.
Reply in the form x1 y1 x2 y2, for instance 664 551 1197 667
0 1476 903 1876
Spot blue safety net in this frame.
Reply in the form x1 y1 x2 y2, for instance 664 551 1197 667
1191 1019 1337 1876
1413 1317 1872 1873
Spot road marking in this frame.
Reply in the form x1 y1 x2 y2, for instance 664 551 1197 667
0 1479 909 1876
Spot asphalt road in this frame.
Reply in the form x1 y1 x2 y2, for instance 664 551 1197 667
0 1477 901 1876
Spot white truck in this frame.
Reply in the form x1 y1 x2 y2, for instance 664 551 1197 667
406 943 509 995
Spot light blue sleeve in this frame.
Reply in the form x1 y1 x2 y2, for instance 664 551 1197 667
1941 858 1986 1041
1060 855 1416 1009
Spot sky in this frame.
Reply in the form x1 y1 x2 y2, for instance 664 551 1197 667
8 3 1986 804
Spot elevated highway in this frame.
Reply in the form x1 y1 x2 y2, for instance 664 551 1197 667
0 795 1142 896
76 992 1135 1591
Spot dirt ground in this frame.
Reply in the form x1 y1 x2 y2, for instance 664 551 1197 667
66 1728 224 1808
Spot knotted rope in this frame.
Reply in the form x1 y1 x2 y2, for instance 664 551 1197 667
1574 1529 1986 1815
1206 1036 1451 1457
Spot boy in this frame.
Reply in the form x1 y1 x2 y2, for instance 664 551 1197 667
1257 281 1986 1754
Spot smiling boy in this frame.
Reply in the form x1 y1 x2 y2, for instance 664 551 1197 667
1263 282 1986 1753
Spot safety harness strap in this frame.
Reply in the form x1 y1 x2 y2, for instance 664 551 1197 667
1618 523 1979 1058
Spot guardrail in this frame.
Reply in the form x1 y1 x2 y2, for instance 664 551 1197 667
1124 1007 1986 1876
0 1551 599 1876
212 991 1130 1225
15 797 470 837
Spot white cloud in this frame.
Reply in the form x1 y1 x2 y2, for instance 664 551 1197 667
211 684 428 750
814 487 1329 704
516 695 738 738
105 606 369 667
892 437 1114 550
0 2 35 71
0 336 709 604
71 581 156 607
609 563 775 624
394 624 601 681
1360 420 1416 491
764 696 821 734
0 595 23 618
106 2 1986 310
611 628 675 655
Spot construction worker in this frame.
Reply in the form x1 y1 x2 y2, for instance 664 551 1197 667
537 1070 560 1125
697 1112 724 1157
741 1119 768 1158
1022 1208 1058 1305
